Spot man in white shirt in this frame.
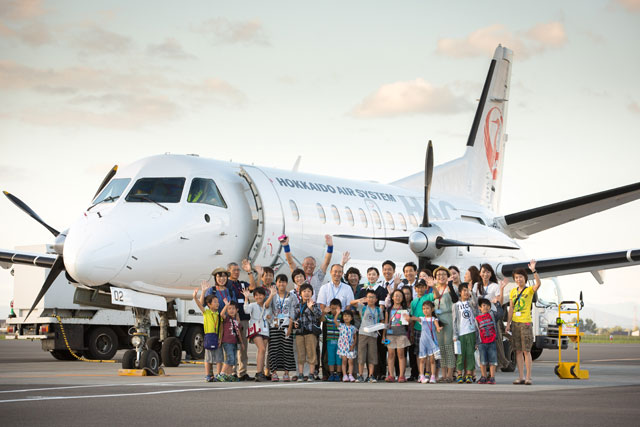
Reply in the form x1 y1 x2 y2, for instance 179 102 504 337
317 264 355 313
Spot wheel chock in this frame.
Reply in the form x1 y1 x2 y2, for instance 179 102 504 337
118 367 165 376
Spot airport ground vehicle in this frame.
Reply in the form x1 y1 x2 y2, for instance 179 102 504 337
5 245 205 363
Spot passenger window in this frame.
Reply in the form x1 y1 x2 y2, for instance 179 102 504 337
331 205 341 225
398 213 407 231
290 200 300 221
187 178 227 208
372 210 382 229
126 177 185 204
317 203 326 224
345 207 355 227
409 214 418 228
358 208 368 228
385 211 395 230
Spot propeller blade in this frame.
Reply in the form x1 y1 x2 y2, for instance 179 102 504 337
24 256 65 321
333 234 410 244
93 165 118 199
3 191 60 237
435 237 519 250
421 141 434 228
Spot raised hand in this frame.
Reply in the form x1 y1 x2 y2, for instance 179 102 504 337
200 280 209 292
393 273 402 289
255 265 264 276
341 251 351 266
270 285 277 295
426 276 435 288
307 300 314 309
500 277 509 289
528 259 537 273
192 288 199 299
325 234 333 247
241 288 251 299
241 259 252 273
281 236 289 246
223 298 229 306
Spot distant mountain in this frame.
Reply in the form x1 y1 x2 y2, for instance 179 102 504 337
581 304 635 329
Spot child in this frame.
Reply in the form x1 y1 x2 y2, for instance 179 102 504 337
382 289 410 382
193 282 222 382
334 308 358 382
406 300 442 383
325 299 343 381
452 283 478 384
475 297 503 384
409 279 435 376
289 283 322 381
265 274 297 382
351 289 382 382
219 300 243 382
241 286 272 382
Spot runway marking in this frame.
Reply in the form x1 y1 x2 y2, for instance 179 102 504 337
0 380 204 394
0 371 201 379
0 382 317 404
585 358 640 362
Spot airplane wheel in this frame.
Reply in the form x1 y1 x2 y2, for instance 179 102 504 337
161 337 182 367
146 336 163 363
500 340 516 372
122 349 136 369
139 349 160 374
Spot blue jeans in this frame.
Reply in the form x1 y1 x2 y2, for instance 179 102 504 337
327 340 339 367
478 342 497 366
222 343 237 366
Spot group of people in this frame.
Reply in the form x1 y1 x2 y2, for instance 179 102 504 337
192 235 541 386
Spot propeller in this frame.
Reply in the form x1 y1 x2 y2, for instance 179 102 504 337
3 191 60 237
24 256 65 321
93 165 118 199
333 140 518 270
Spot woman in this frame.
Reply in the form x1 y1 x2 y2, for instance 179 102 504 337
433 266 458 382
449 266 462 287
344 267 362 299
464 266 481 292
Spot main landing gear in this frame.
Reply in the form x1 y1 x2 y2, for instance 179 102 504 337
121 307 182 375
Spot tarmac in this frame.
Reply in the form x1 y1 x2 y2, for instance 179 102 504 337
1 340 639 426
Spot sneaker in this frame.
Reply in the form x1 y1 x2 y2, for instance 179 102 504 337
331 373 340 382
216 374 227 382
369 376 377 383
488 377 496 385
283 373 290 382
478 376 487 384
297 373 304 382
231 375 239 382
398 376 407 383
419 375 427 384
465 375 473 384
342 375 349 382
356 375 365 383
456 375 464 384
307 376 314 382
349 374 356 382
255 373 267 382
429 375 437 384
271 373 279 382
205 375 213 382
385 375 396 383
239 374 252 381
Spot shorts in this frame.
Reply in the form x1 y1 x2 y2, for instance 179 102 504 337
387 334 410 349
413 329 422 355
222 342 237 366
358 334 378 365
205 347 223 364
296 334 317 365
478 342 498 366
511 322 533 352
327 340 339 366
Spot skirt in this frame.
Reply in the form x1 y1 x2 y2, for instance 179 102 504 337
268 327 297 372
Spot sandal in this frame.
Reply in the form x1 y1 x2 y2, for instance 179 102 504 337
524 379 532 385
513 379 525 385
283 373 290 382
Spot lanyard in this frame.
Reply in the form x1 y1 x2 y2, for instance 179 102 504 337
426 317 435 339
330 283 342 302
364 306 378 323
276 294 288 314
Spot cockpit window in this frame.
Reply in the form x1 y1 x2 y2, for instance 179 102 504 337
92 178 131 204
125 178 185 203
187 178 227 208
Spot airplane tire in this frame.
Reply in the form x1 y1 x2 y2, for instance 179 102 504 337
531 346 543 360
185 325 205 359
161 337 182 367
146 336 163 362
139 349 160 374
50 350 77 361
500 339 516 372
86 327 118 360
122 349 136 369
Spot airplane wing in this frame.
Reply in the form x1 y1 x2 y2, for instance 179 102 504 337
494 182 640 239
0 249 57 269
497 248 640 281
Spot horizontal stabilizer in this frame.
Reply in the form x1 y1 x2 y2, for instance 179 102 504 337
494 182 640 239
498 248 640 280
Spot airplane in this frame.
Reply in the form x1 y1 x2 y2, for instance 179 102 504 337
1 45 639 373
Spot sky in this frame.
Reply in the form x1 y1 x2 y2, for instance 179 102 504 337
1 0 639 326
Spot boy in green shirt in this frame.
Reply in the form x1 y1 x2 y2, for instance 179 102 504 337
410 279 435 375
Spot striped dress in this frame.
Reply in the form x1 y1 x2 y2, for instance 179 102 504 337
268 293 297 372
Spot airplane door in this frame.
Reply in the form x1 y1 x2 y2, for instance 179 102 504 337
239 166 285 267
364 200 386 252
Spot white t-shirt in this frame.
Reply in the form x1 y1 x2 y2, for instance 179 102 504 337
457 300 476 336
473 282 501 308
317 281 355 310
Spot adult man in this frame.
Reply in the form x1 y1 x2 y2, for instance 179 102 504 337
400 262 419 381
282 234 335 299
317 264 355 313
376 260 399 379
226 262 252 381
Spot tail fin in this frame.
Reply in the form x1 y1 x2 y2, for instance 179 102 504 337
429 45 512 212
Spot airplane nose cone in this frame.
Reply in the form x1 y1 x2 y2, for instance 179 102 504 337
64 219 132 286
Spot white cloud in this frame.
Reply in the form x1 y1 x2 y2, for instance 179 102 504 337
146 38 195 60
614 0 640 12
350 78 472 118
194 18 269 46
0 0 46 20
437 22 567 59
73 26 132 55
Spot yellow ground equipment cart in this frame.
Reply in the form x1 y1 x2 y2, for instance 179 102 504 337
554 293 589 379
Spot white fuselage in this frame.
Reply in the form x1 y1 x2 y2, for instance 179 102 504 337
62 153 524 299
